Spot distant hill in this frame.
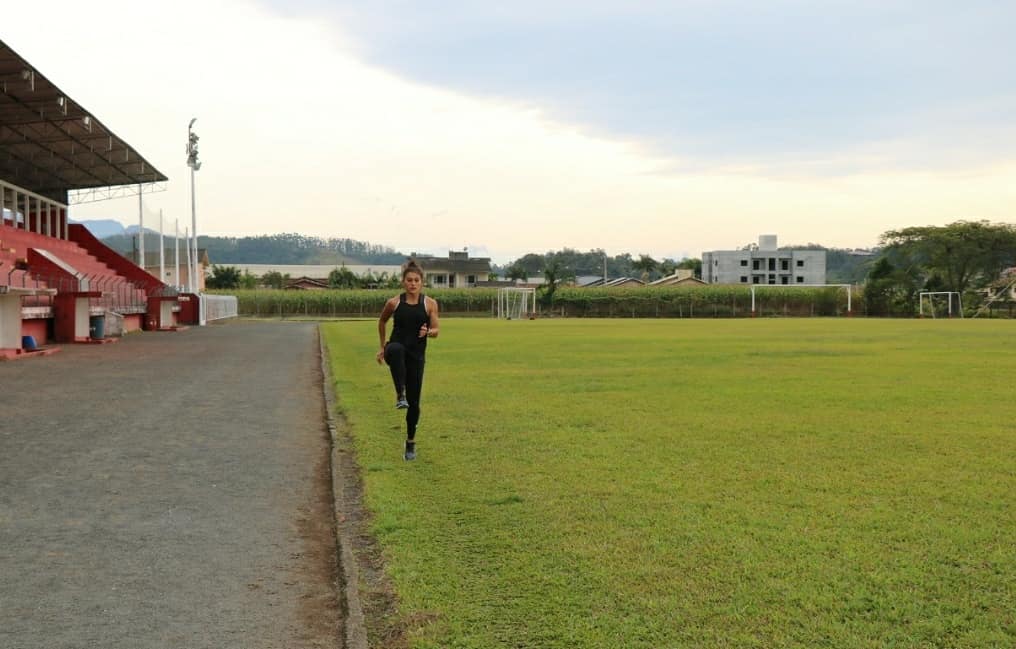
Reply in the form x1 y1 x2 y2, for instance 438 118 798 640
73 219 128 239
100 231 407 266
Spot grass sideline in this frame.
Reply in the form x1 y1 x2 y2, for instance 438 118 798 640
322 319 1016 648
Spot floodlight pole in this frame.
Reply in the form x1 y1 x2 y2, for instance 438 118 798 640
174 218 180 290
184 226 192 291
137 183 144 269
159 209 165 285
189 167 197 292
186 118 201 299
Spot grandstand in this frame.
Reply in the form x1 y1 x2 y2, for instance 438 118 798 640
0 39 187 358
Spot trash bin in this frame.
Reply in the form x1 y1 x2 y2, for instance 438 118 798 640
21 335 37 351
89 315 105 340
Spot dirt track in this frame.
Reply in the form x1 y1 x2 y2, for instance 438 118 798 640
0 321 341 649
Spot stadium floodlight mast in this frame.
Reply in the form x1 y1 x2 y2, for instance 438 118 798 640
186 118 201 294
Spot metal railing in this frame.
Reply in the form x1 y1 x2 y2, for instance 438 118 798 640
201 294 238 322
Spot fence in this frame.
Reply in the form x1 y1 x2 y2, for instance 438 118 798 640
215 285 863 318
551 286 858 317
201 294 239 322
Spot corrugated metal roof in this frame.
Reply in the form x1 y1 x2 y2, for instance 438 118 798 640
0 39 167 203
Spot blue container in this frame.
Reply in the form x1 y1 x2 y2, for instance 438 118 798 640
89 315 105 340
21 335 38 351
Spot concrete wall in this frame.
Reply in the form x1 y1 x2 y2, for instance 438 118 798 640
20 318 48 346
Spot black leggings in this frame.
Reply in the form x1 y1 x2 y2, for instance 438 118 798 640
384 342 425 440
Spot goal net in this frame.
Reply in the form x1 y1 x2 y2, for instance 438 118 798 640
497 287 535 320
919 291 963 318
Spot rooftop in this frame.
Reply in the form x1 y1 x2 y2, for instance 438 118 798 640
0 39 167 203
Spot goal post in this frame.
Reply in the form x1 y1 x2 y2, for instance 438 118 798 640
750 284 853 317
919 291 963 318
497 287 536 320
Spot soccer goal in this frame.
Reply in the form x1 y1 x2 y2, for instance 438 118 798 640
919 291 963 318
497 287 536 320
750 284 853 316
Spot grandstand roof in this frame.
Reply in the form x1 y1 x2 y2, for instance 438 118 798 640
0 39 167 203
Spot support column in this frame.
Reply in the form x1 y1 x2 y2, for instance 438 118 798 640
62 207 68 240
0 184 5 227
0 290 22 349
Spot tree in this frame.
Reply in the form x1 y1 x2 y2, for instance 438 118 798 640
206 265 242 289
515 253 544 276
328 265 360 289
506 262 529 282
261 270 287 289
863 257 895 316
538 258 575 308
658 258 678 277
239 269 258 289
863 253 923 316
676 257 703 279
631 254 658 282
880 221 1016 293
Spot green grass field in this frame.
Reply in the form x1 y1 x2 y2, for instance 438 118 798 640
322 319 1016 649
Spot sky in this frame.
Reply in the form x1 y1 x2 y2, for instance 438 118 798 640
5 0 1016 263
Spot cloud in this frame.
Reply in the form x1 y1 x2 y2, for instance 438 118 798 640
4 0 1015 264
297 0 1016 170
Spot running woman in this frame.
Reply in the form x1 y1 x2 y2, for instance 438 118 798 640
376 259 440 461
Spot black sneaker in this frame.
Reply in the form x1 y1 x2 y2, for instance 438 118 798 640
404 441 416 461
395 393 409 409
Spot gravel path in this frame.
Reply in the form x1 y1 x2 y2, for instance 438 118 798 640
0 320 341 649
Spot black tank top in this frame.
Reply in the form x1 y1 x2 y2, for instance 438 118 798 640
390 293 429 358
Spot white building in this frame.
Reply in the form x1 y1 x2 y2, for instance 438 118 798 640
702 235 826 285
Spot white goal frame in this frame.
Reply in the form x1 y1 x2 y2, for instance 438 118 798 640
497 287 536 320
919 291 963 318
750 284 853 316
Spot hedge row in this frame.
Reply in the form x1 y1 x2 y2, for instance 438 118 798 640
216 288 498 317
552 286 858 317
211 285 863 318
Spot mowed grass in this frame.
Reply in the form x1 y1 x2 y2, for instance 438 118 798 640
322 319 1016 649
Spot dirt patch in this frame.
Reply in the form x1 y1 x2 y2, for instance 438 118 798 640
291 446 344 646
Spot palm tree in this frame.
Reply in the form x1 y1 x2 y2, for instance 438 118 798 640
632 254 658 282
539 259 574 308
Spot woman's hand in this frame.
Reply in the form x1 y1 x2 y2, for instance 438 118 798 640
376 348 385 364
418 324 429 339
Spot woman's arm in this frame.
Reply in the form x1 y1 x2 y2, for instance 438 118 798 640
424 297 440 339
376 297 397 363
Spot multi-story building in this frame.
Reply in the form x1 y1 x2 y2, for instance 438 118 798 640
702 235 826 285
